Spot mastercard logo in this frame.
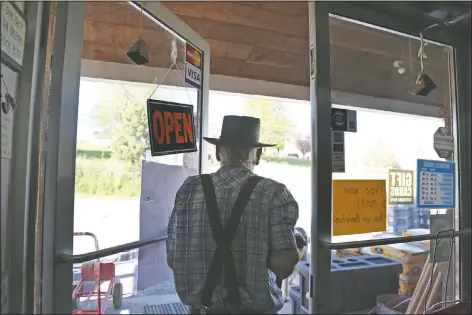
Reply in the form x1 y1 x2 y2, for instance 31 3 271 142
186 47 201 68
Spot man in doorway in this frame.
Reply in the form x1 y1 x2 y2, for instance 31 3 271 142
167 115 300 314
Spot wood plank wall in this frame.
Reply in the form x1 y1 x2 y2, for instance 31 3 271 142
82 1 450 107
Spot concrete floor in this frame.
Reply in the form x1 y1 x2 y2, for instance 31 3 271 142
74 258 294 314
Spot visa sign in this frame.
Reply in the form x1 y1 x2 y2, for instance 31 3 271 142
185 62 201 89
185 43 202 89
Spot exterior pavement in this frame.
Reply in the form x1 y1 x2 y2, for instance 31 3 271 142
74 258 293 314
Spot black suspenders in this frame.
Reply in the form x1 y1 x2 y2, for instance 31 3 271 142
200 174 263 312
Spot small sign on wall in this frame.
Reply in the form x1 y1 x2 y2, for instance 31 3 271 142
184 43 202 89
146 99 197 156
332 180 387 236
1 107 13 159
433 127 454 160
417 159 455 209
331 108 357 133
388 169 414 205
1 1 26 72
332 131 345 173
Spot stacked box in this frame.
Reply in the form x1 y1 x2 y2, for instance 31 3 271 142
361 241 429 297
403 228 431 246
388 205 431 235
415 209 430 229
388 205 419 235
336 249 362 258
399 274 420 296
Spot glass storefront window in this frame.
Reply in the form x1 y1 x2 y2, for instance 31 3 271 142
74 2 204 304
323 15 459 313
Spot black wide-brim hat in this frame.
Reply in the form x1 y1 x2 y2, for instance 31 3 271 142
203 115 276 148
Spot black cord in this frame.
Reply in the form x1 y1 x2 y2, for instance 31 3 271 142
1 74 10 95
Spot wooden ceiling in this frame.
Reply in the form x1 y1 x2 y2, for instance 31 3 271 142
83 2 452 107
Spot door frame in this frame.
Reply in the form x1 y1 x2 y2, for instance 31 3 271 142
39 2 211 313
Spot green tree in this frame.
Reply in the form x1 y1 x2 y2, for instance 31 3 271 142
90 85 130 140
111 99 150 172
90 84 150 172
242 99 294 149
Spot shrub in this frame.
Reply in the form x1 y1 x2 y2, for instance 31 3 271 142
76 149 112 160
74 157 141 197
74 153 310 197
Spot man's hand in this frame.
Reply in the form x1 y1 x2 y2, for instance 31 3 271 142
269 248 299 281
274 227 308 288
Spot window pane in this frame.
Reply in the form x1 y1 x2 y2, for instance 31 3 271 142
204 94 313 235
324 14 458 312
75 2 203 299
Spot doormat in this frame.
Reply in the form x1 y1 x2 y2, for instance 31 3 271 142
144 303 189 314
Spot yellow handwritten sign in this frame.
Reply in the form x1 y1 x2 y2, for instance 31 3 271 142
332 180 387 236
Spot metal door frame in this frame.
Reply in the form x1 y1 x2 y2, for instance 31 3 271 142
308 2 471 313
39 2 210 313
5 2 46 313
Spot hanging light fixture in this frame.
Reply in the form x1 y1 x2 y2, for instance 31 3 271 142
393 60 406 74
126 3 150 65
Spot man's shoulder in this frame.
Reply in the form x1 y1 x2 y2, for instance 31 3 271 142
256 176 290 193
175 175 201 202
180 173 290 194
182 174 202 186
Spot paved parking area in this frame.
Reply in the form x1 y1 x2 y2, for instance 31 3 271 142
74 258 293 314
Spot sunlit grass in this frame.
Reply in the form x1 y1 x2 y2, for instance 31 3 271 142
74 148 309 197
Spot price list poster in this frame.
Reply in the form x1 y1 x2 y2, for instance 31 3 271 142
417 159 455 209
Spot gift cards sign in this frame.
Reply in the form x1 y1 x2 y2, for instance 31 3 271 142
147 99 197 156
388 169 414 205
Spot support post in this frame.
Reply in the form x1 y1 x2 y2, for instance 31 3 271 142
454 39 471 302
7 2 44 313
40 2 85 313
308 2 333 314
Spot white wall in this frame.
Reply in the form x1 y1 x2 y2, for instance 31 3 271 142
0 64 18 271
1 0 24 274
1 2 25 312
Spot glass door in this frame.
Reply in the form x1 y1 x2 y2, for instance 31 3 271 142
307 2 470 314
40 1 210 313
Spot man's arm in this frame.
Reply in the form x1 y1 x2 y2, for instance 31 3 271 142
166 177 191 269
166 205 177 270
268 184 300 280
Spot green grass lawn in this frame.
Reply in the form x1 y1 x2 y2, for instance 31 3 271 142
74 147 309 197
75 155 141 197
76 147 310 166
77 149 112 159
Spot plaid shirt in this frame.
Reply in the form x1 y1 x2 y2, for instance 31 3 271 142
167 166 299 312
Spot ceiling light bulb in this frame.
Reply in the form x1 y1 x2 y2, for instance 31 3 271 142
393 60 403 68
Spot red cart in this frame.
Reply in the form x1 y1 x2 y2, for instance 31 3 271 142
72 232 123 314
